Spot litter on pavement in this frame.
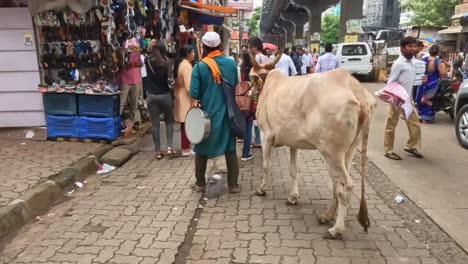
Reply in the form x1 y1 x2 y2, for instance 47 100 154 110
25 130 35 139
394 195 405 204
97 163 116 174
75 182 83 188
65 189 75 196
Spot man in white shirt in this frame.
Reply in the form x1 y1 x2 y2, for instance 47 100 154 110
412 41 426 99
275 49 297 76
384 36 423 160
264 48 275 63
302 49 313 74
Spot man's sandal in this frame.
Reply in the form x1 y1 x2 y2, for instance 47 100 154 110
384 152 402 160
404 148 424 158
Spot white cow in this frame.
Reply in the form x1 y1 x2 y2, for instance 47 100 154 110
252 66 377 240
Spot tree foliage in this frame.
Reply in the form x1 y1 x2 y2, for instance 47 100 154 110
400 0 458 27
321 14 340 44
246 7 261 37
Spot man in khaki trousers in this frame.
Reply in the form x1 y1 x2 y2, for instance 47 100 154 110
384 36 424 160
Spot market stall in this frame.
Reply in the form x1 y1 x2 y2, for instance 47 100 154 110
28 0 237 141
31 0 180 140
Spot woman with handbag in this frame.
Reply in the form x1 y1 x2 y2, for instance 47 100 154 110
145 41 175 160
174 45 196 156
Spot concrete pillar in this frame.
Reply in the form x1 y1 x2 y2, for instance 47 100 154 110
281 12 308 47
339 0 364 42
272 26 286 47
289 0 338 47
276 19 295 47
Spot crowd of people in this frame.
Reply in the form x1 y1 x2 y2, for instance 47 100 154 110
118 31 346 193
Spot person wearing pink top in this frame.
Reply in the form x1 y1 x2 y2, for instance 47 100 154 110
120 40 143 129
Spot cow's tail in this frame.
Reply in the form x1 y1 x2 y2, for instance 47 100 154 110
357 103 372 233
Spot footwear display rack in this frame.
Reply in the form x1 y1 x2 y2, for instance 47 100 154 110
34 0 180 140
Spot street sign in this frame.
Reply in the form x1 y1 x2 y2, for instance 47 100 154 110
295 39 304 46
344 35 358 43
286 43 293 48
346 19 362 34
310 43 319 52
311 32 320 41
227 0 254 11
24 33 32 46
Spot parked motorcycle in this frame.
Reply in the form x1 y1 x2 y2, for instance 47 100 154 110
431 80 461 120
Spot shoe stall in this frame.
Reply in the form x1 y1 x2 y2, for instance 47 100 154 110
27 0 237 141
30 0 182 140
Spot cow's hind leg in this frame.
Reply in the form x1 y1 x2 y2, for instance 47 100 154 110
318 136 359 225
285 148 299 205
322 153 353 240
255 132 273 196
318 185 338 225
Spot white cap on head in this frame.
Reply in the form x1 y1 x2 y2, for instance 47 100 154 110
202 31 221 48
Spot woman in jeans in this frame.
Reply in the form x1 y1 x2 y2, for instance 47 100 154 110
239 50 254 161
145 41 174 160
174 45 196 156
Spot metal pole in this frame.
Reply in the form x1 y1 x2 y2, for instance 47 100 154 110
239 9 244 54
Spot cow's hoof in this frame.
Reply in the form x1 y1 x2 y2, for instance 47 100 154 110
322 230 343 240
317 215 332 225
285 197 299 206
255 190 267 196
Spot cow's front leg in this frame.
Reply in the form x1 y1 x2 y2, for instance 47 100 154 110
285 148 300 205
255 132 272 196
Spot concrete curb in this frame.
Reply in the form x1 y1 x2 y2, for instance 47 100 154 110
0 130 148 240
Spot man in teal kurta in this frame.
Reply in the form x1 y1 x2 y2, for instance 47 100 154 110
189 32 240 194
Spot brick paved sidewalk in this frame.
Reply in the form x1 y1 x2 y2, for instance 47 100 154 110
0 147 459 263
0 140 102 207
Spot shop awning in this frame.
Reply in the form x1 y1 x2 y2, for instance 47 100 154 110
180 0 237 17
28 0 95 15
438 26 463 34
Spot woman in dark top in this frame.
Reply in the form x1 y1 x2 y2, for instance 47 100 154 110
145 41 174 160
239 50 254 161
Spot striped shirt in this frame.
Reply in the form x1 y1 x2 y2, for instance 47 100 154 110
412 57 426 86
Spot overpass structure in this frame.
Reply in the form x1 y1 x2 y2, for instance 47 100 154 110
259 0 364 48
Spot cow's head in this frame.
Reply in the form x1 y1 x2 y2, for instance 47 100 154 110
249 48 283 81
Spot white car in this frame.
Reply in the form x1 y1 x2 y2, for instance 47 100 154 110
335 42 373 80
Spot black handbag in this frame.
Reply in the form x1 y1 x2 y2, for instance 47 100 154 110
220 77 246 139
